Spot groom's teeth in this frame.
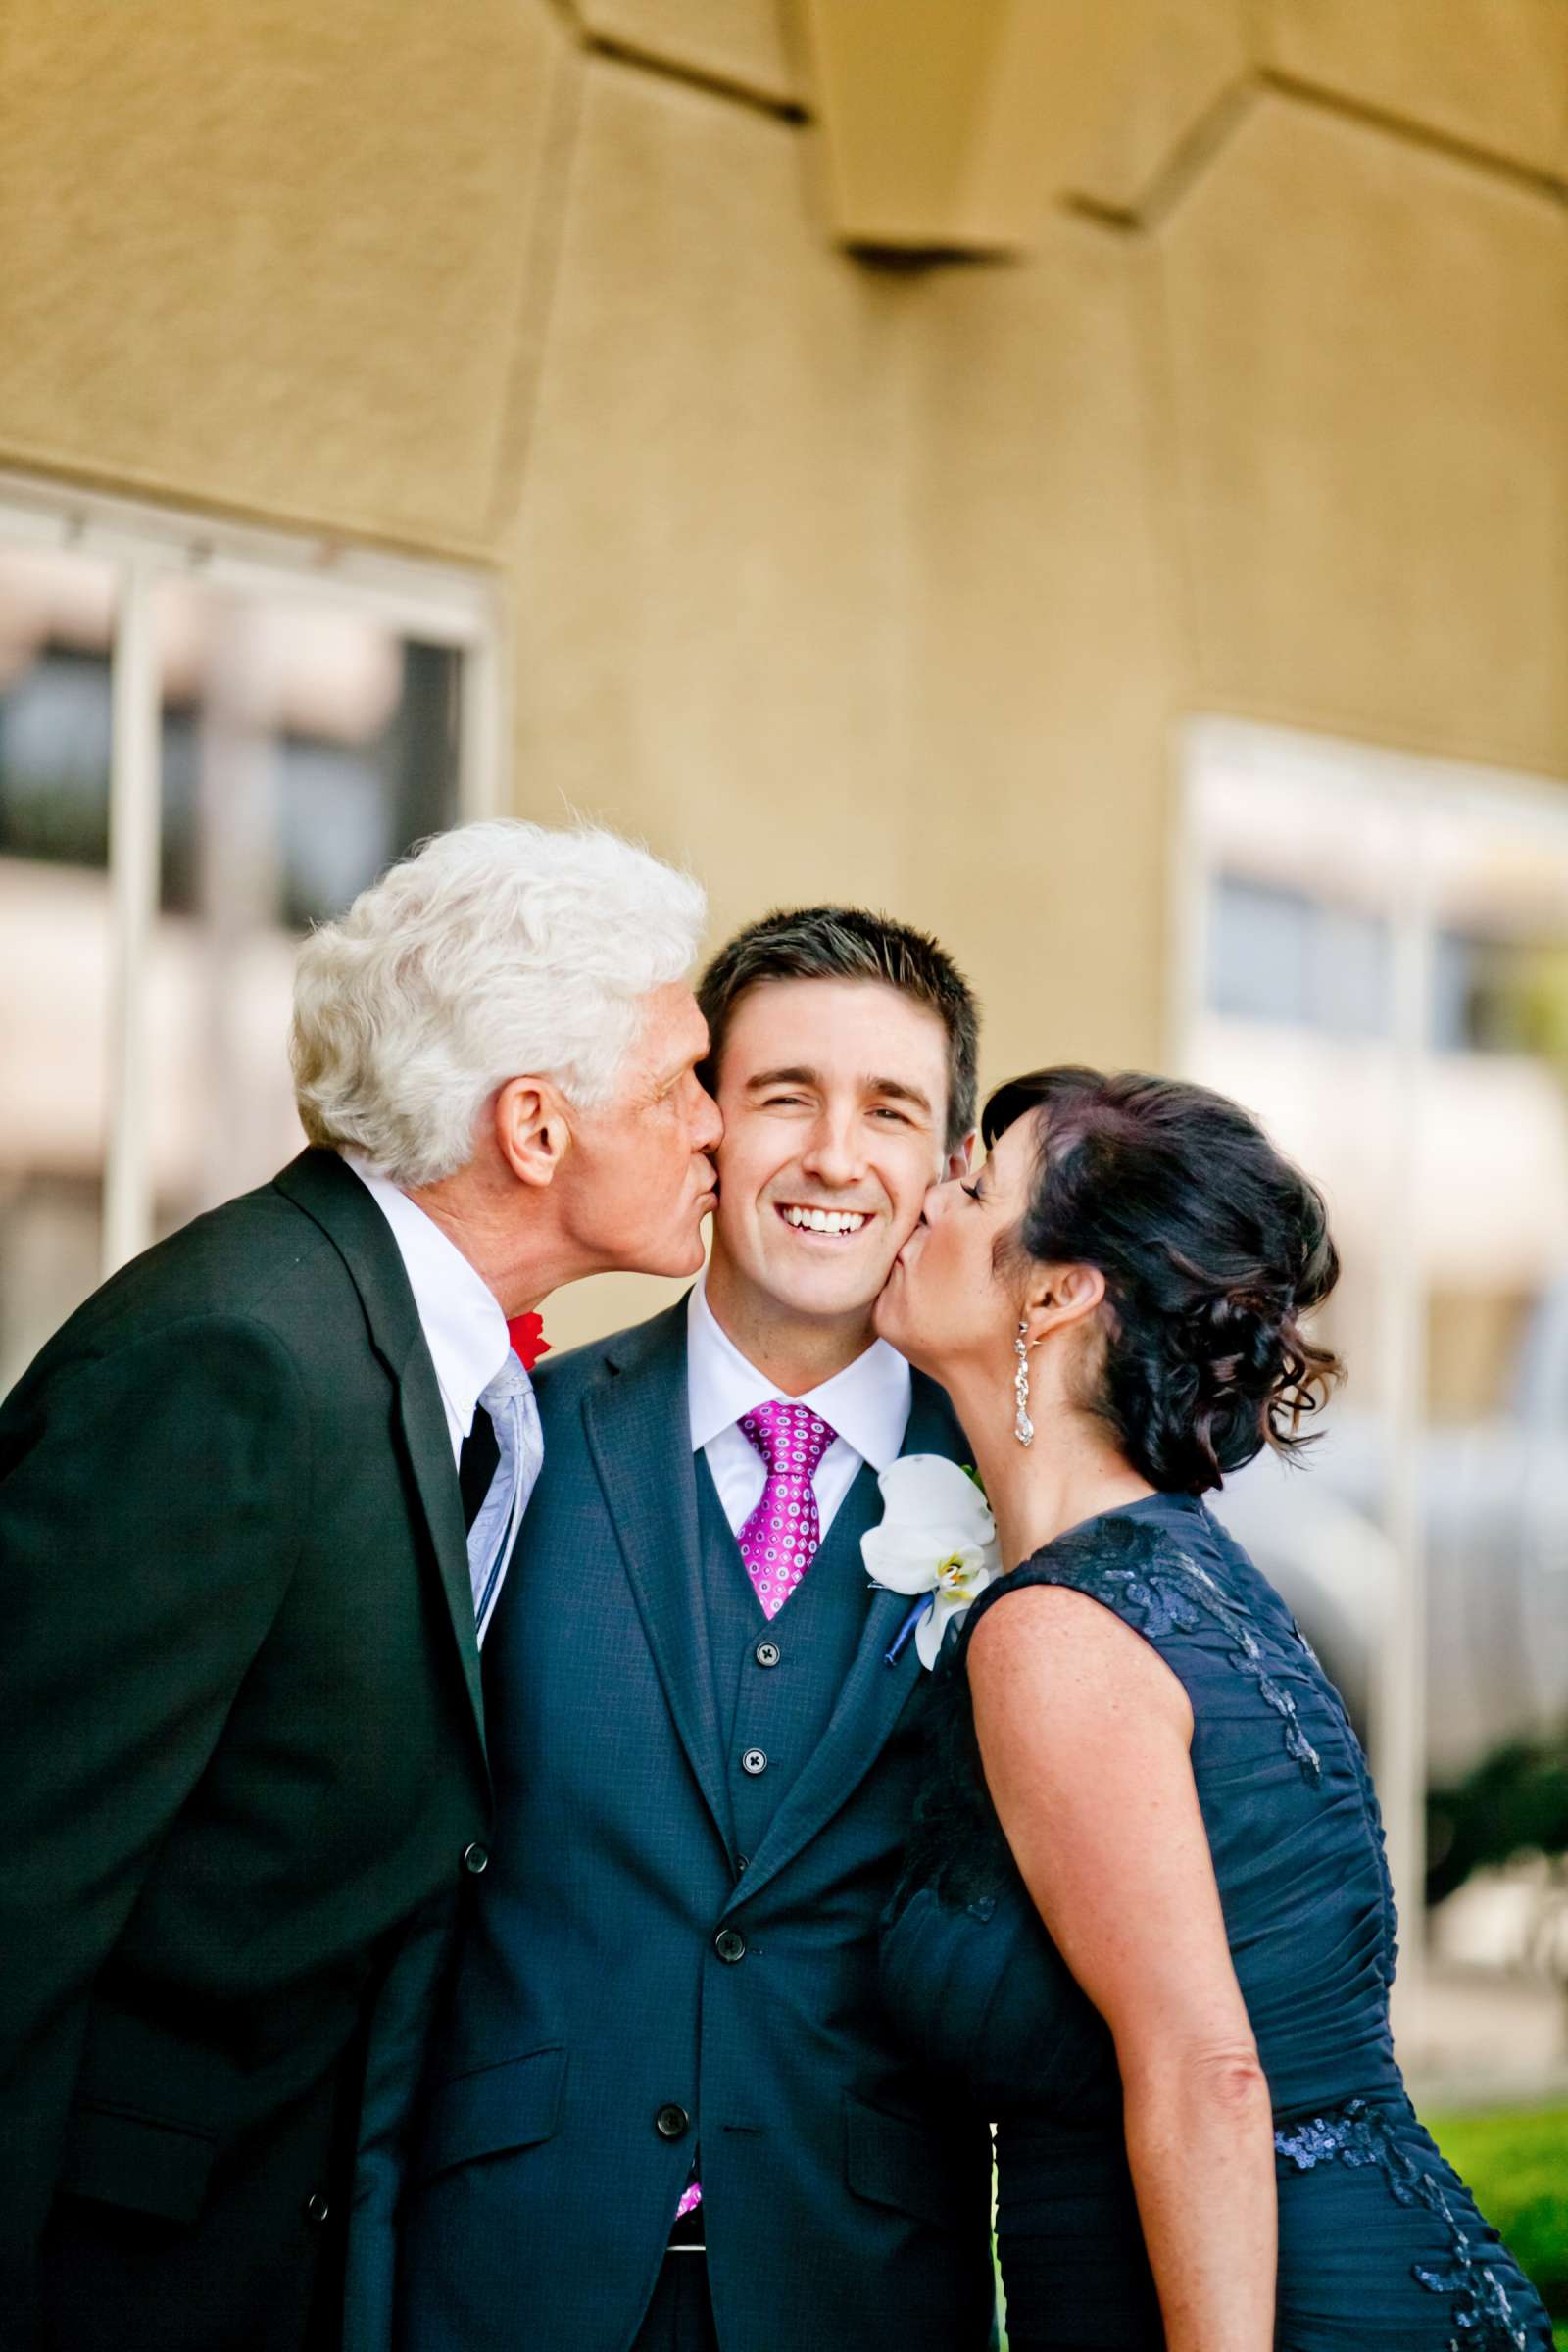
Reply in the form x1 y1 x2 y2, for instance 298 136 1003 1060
780 1205 868 1235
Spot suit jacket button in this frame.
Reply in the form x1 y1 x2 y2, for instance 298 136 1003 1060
655 2104 690 2140
754 1640 781 1668
303 2190 331 2226
462 1841 489 1875
714 1928 747 1963
741 1748 767 1776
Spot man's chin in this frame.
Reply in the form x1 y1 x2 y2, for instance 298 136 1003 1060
627 1229 710 1281
763 1262 897 1328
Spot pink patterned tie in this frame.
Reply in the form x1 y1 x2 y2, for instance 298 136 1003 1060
735 1398 836 1619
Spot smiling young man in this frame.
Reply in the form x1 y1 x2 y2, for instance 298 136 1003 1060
366 909 998 2352
700 959 957 1394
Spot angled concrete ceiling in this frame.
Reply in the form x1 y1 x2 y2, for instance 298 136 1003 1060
795 0 1224 247
793 0 1568 250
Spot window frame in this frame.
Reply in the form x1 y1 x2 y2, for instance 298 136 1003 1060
1171 714 1568 2040
0 467 506 1279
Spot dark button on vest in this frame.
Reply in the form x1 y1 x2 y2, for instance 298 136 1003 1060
694 1455 880 1861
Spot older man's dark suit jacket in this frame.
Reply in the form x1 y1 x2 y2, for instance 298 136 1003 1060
355 1301 995 2352
0 1147 493 2352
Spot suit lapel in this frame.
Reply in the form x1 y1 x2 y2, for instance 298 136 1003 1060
721 1369 968 1911
581 1304 734 1862
395 1341 485 1750
272 1149 485 1756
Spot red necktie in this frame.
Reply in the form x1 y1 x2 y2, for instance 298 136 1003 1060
507 1313 550 1372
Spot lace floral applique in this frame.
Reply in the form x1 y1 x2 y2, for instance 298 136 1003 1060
1100 1564 1200 1644
888 1514 1329 1925
1228 1621 1323 1782
1030 1519 1323 1785
1275 2101 1539 2352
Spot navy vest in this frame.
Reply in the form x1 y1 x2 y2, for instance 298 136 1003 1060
695 1454 886 1858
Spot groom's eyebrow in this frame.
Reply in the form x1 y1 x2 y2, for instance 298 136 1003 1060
747 1065 819 1091
867 1077 935 1118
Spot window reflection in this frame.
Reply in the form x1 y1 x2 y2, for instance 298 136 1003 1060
1187 719 1568 2051
0 550 114 1389
150 586 462 1236
1209 876 1391 1037
0 541 466 1390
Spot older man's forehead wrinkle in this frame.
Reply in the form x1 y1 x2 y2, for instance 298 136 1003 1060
641 1006 708 1092
649 1041 709 1097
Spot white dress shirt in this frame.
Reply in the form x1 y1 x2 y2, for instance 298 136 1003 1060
686 1272 911 1539
343 1153 520 1467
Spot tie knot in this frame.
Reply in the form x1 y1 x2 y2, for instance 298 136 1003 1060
480 1353 530 1414
739 1396 836 1476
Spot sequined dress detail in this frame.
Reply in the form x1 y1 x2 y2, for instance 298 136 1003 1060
880 1494 1552 2352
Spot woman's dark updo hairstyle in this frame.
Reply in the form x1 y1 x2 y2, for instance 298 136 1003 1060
984 1067 1343 1494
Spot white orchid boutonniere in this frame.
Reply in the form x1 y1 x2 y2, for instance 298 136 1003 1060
861 1454 1001 1670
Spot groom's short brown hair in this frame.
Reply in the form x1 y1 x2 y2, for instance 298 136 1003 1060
697 906 979 1151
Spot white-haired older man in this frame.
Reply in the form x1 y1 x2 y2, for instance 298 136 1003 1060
0 820 719 2352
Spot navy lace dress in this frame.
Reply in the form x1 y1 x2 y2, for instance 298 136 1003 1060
880 1493 1553 2352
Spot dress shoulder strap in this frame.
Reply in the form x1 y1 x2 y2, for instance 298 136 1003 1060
958 1508 1203 1654
956 1505 1326 1788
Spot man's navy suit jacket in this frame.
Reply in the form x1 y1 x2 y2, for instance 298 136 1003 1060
353 1300 995 2352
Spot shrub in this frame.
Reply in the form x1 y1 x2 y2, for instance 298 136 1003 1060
1428 2105 1568 2318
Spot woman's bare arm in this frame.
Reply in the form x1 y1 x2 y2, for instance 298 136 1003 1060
967 1583 1276 2352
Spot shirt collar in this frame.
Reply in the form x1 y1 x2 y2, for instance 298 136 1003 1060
686 1269 911 1469
343 1153 512 1440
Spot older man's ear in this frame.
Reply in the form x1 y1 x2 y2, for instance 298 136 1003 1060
493 1076 573 1191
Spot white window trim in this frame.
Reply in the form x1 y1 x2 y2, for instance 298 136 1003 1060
1172 715 1568 2049
0 470 508 1274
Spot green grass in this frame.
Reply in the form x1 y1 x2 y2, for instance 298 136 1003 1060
1425 2106 1568 2320
988 2106 1568 2344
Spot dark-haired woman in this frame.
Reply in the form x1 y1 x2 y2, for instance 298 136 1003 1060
873 1068 1550 2352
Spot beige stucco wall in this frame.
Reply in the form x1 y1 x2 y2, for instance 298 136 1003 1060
1 0 1564 1348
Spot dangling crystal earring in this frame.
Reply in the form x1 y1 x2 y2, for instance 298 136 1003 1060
1013 1321 1035 1447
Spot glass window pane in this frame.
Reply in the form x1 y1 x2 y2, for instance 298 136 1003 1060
1187 722 1568 2081
1208 874 1391 1037
0 549 115 1389
150 584 463 1236
1418 803 1568 1791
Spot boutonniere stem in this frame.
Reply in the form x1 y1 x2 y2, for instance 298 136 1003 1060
884 1596 932 1668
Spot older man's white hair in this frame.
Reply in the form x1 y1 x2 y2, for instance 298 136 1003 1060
290 820 706 1187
